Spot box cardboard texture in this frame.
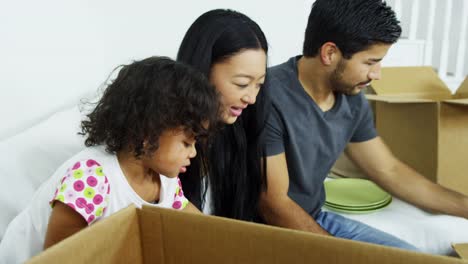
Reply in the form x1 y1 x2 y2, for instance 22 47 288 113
454 244 468 259
334 67 468 196
28 205 467 264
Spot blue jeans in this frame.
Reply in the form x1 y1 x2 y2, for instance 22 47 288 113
316 211 420 252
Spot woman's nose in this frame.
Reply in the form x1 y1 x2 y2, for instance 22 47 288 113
242 88 258 105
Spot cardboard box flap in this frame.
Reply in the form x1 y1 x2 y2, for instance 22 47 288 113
454 77 468 98
366 94 435 103
29 205 468 264
370 66 452 98
143 206 463 264
452 243 468 259
28 205 143 264
442 98 468 105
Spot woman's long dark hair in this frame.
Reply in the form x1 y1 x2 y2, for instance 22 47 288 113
177 9 269 220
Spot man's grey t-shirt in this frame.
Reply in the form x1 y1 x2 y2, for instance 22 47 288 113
264 56 377 218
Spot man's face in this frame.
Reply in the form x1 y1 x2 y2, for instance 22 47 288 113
330 43 391 95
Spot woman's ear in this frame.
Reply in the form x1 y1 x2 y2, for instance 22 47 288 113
319 42 340 66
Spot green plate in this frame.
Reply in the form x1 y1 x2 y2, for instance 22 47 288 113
325 196 392 210
324 178 391 207
323 197 392 214
325 195 392 209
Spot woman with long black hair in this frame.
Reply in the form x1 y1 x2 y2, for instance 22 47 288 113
177 9 269 221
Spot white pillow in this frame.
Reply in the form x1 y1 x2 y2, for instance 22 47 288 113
0 106 86 240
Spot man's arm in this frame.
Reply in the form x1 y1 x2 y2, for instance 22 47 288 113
346 136 468 219
259 153 330 235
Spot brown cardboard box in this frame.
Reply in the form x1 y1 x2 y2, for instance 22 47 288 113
28 205 466 263
355 67 468 195
454 244 468 259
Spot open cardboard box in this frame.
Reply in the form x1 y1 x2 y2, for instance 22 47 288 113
28 205 467 263
454 244 468 259
333 67 468 196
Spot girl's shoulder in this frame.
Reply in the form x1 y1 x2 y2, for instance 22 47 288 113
50 147 113 224
65 146 113 166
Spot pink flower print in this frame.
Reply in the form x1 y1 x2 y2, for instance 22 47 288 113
86 159 100 167
67 203 76 210
176 177 184 196
97 182 107 194
76 198 87 208
65 190 76 201
104 176 108 183
86 176 98 187
85 203 95 214
87 215 95 223
73 180 85 192
107 185 110 194
172 201 182 209
54 188 58 197
72 162 81 170
61 176 67 184
93 194 103 205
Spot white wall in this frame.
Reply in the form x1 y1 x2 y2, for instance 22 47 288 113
0 0 310 140
1 0 466 140
386 0 468 90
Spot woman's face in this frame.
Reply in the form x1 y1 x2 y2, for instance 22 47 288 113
209 49 266 124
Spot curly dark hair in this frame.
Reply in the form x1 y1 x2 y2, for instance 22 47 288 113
80 56 220 157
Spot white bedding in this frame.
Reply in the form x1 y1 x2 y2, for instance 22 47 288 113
324 196 468 255
0 106 87 240
1 103 467 256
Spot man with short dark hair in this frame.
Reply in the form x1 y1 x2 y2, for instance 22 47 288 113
260 0 468 251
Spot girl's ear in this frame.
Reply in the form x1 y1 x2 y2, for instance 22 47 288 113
319 42 340 66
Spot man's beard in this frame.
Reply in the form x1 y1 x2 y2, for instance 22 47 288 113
329 59 369 95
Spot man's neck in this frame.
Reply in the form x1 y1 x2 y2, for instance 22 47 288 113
297 56 335 111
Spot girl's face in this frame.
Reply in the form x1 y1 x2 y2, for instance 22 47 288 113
209 49 266 124
144 128 197 178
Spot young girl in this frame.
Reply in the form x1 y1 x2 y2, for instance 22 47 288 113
0 56 220 262
177 9 269 220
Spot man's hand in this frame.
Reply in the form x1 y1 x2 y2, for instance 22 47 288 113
347 136 468 219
